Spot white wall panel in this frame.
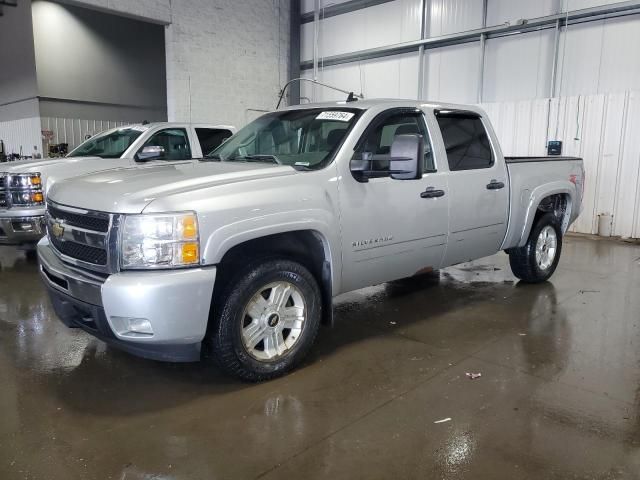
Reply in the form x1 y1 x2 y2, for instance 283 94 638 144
0 117 42 158
481 91 640 238
614 91 640 238
483 29 555 102
301 52 419 102
487 0 559 25
428 0 483 36
557 15 640 97
557 21 604 97
596 16 640 94
564 0 624 9
301 0 421 61
423 43 479 103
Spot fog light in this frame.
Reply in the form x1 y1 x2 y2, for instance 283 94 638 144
110 316 154 336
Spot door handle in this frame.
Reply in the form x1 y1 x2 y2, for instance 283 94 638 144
486 179 505 190
421 187 445 199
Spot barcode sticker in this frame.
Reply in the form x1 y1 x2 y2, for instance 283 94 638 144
316 111 355 122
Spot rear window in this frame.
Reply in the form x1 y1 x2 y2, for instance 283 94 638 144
436 113 493 171
196 128 233 156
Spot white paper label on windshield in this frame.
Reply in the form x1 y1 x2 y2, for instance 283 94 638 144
316 111 355 122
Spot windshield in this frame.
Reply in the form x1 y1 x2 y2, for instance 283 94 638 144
67 127 145 158
207 108 361 169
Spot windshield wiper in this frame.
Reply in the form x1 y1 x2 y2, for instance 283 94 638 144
229 154 281 164
203 154 222 161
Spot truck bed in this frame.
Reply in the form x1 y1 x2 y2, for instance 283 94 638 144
502 155 584 251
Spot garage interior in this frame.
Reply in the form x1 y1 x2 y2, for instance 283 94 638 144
2 0 640 479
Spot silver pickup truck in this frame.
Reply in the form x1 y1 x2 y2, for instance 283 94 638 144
37 99 584 381
0 122 235 248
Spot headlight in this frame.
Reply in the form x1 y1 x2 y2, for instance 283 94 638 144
120 212 200 269
3 173 44 207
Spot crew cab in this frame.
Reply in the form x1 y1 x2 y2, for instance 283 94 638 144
37 100 584 381
0 122 235 247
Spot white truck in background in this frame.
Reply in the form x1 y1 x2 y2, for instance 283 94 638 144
0 122 235 249
38 99 584 381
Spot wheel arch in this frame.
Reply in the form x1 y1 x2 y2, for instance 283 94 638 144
211 229 335 326
517 185 574 248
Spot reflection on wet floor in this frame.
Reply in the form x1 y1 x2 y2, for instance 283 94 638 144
1 235 640 479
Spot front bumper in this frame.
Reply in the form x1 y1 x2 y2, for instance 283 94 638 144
0 211 45 245
38 239 217 362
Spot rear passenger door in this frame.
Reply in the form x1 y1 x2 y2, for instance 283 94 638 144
434 110 509 266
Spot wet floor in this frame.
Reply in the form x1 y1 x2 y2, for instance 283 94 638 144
1 235 640 479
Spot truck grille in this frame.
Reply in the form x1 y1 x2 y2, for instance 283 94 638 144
50 236 108 265
48 204 109 232
46 201 113 270
0 192 7 209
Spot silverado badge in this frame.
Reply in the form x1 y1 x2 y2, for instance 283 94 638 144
50 220 65 239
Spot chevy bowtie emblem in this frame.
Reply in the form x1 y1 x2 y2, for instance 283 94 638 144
51 221 65 239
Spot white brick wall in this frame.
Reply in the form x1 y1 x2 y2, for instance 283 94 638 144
69 0 290 128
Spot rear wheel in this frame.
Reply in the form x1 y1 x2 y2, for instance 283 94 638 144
508 213 562 283
207 258 321 382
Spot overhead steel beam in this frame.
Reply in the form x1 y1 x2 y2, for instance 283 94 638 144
300 0 395 24
300 0 640 70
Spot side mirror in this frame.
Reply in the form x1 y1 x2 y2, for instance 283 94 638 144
136 145 165 162
389 134 423 180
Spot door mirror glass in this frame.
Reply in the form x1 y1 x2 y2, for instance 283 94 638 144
136 145 165 162
390 134 424 180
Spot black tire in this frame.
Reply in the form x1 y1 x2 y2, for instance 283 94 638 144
508 212 562 283
207 258 322 382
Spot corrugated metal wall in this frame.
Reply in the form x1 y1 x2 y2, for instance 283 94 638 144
40 117 131 151
301 1 640 103
0 118 42 158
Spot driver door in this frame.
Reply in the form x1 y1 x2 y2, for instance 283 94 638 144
338 108 449 292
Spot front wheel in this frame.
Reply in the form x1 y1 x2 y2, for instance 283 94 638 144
508 213 562 283
207 258 321 382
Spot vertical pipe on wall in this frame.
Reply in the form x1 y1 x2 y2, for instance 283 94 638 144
417 0 429 99
477 0 488 103
545 18 562 146
312 0 320 101
289 0 301 105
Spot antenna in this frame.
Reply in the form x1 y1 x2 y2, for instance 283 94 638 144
276 78 364 109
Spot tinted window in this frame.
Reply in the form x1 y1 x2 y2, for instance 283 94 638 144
141 128 192 160
196 128 233 156
352 111 434 175
436 114 493 171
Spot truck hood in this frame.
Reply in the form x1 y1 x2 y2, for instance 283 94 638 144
0 156 103 173
47 161 298 214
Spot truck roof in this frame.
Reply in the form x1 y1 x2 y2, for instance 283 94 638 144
281 98 486 116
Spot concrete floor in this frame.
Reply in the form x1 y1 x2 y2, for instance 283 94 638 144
1 235 640 479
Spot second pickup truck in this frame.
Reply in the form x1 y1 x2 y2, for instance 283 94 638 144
0 122 234 247
38 99 584 381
